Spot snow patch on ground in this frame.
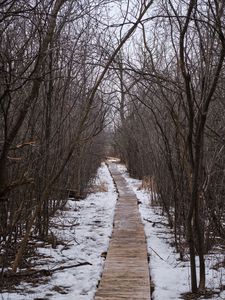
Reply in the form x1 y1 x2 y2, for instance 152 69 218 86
1 162 117 300
118 163 225 300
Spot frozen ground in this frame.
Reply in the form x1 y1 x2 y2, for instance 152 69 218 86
117 163 225 300
1 162 117 300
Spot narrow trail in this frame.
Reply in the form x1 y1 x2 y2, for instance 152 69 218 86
95 161 151 300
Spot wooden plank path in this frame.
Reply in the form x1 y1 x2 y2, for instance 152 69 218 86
95 161 151 300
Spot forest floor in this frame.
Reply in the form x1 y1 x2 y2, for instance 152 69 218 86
0 163 117 300
1 160 225 300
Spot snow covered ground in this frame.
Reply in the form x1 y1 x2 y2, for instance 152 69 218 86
2 160 225 300
1 162 117 300
117 163 225 300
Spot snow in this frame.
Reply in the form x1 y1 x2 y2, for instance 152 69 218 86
2 160 225 300
1 162 117 300
117 163 225 300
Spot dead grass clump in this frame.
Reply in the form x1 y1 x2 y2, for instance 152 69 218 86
138 176 156 191
89 181 108 193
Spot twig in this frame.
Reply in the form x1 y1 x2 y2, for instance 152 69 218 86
149 246 165 261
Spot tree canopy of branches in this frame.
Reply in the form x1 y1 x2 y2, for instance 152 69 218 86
0 0 154 281
0 0 113 276
113 0 225 294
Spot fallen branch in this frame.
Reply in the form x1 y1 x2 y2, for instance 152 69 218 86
51 261 92 272
53 223 80 228
144 218 168 227
4 261 92 278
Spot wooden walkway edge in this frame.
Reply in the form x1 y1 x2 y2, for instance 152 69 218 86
95 161 151 300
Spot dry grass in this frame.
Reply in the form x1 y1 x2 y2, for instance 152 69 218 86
138 175 157 192
88 181 108 193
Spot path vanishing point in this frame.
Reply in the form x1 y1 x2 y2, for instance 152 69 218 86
95 160 151 300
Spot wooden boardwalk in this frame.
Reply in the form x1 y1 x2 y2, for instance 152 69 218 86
95 161 151 300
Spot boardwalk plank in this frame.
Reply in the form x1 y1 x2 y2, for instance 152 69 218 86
95 162 151 300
